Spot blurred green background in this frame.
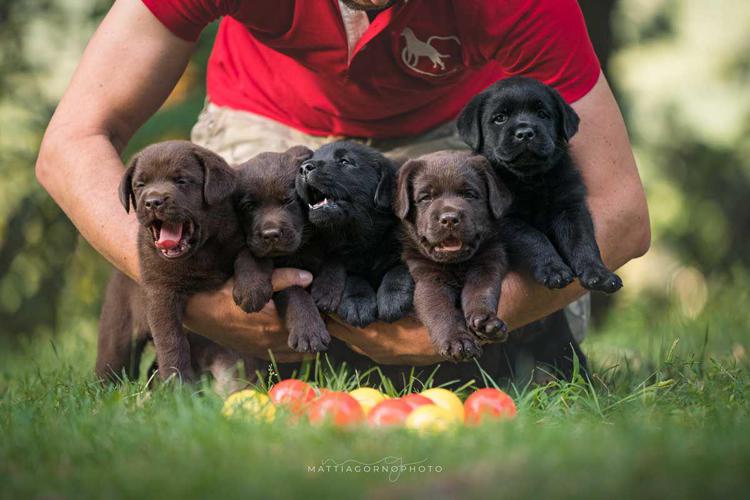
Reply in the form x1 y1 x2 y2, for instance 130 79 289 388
0 0 748 351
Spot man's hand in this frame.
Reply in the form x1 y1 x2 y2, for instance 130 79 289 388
184 268 313 363
327 315 442 366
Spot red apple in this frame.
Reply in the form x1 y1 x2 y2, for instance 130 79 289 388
399 393 434 411
268 379 316 415
307 391 364 426
368 399 413 427
464 388 517 425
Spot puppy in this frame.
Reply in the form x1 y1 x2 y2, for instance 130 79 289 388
295 141 413 328
457 76 622 293
394 150 512 361
96 141 264 382
235 146 331 353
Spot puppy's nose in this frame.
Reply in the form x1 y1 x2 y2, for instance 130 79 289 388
514 127 535 142
261 228 281 243
439 211 461 228
299 161 316 176
144 195 167 210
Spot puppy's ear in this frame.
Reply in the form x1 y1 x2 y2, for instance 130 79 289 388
551 88 580 141
285 145 314 166
457 92 487 152
374 158 397 210
118 156 138 213
193 145 236 206
394 159 422 220
471 156 512 219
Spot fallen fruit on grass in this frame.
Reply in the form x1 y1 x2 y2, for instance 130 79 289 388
348 387 386 414
368 399 413 427
400 393 434 410
464 388 517 425
405 405 456 433
268 379 316 415
420 388 464 422
222 390 276 422
307 391 364 426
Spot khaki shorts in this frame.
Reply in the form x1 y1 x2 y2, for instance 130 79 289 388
191 102 469 166
190 102 590 342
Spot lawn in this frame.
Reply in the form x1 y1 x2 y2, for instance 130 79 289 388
1 285 749 500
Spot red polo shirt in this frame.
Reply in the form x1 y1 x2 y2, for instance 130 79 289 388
142 0 600 139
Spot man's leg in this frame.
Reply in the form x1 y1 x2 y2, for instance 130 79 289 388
191 102 330 164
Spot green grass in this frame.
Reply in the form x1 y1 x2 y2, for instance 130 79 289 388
1 286 749 500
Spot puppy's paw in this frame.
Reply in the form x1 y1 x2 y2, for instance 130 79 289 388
466 310 508 342
377 288 413 323
579 266 623 294
532 261 575 289
287 323 331 353
376 265 415 323
232 278 273 313
337 295 378 328
436 332 483 362
311 282 343 313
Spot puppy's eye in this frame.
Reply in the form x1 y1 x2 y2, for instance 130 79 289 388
537 110 551 119
175 177 189 186
133 181 145 189
463 190 479 200
240 200 256 212
284 196 297 205
416 192 432 203
338 158 352 167
491 113 508 125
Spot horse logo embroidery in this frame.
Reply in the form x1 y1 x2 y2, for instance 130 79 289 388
400 27 461 76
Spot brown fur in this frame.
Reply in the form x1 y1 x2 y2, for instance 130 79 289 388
235 146 331 353
395 150 512 362
96 140 261 383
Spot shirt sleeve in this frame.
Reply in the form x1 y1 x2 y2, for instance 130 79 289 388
471 0 601 103
141 0 241 42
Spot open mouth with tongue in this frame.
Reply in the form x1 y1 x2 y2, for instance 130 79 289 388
149 219 195 258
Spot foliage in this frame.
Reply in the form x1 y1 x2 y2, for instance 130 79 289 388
0 1 215 338
613 0 750 277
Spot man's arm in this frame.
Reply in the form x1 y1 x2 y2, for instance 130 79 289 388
329 73 650 365
36 0 191 278
36 0 309 362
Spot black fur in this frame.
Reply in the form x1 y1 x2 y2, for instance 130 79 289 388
295 141 414 327
457 76 622 293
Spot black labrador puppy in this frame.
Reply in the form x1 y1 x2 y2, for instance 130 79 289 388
457 76 622 293
295 141 414 328
234 146 332 353
98 141 262 382
394 150 511 361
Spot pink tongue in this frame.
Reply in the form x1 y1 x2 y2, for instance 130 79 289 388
156 222 183 249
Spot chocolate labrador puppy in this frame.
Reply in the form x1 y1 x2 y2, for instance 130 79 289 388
394 150 512 361
457 77 622 293
296 141 414 328
96 140 263 382
235 146 332 353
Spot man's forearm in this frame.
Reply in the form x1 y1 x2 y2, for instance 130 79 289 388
499 191 645 331
36 130 141 280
